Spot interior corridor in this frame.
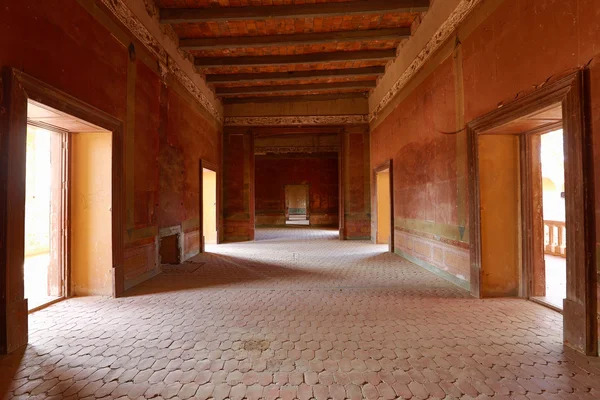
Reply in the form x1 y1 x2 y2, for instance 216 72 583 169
1 229 599 399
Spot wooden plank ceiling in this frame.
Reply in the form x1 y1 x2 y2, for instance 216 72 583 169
157 0 429 104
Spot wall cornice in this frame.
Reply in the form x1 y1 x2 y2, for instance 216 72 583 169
369 0 483 123
100 0 223 123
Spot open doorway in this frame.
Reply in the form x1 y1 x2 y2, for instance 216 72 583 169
1 69 124 353
285 184 310 226
202 166 218 250
25 100 114 306
24 124 63 310
468 71 597 355
374 160 393 252
531 129 567 309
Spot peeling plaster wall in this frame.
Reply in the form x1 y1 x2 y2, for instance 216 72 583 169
0 0 222 291
371 0 600 302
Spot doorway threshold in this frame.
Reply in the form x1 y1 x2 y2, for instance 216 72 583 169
530 296 563 314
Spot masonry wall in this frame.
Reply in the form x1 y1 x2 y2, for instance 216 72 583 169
0 0 222 291
255 154 339 227
371 0 600 293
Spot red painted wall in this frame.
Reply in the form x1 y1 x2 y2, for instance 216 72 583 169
0 0 222 288
343 130 372 240
223 132 254 241
255 154 339 226
371 0 599 325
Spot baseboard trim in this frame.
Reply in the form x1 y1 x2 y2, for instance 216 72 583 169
394 249 470 291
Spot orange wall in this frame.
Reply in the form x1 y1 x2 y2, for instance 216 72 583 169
376 170 391 245
71 132 113 296
0 0 222 290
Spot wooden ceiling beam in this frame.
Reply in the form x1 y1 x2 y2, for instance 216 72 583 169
222 93 367 104
206 67 386 84
217 82 376 96
161 0 429 24
196 50 396 68
180 28 411 50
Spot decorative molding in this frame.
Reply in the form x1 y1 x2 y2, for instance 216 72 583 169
369 0 483 122
100 0 222 122
255 146 339 155
225 115 369 126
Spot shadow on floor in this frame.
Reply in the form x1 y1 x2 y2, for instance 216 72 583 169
0 347 25 398
123 251 336 297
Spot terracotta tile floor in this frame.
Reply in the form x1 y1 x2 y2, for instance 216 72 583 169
1 228 599 399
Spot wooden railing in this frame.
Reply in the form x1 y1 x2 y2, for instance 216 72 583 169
544 220 566 257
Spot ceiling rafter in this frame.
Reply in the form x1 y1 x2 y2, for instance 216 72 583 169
205 67 386 85
160 0 429 24
216 81 376 96
195 50 396 68
180 28 411 50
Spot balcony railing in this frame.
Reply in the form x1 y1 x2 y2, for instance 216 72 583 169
544 220 566 257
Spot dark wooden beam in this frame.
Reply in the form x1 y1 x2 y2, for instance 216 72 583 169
217 82 376 96
222 93 367 104
161 0 429 24
206 67 386 85
196 50 396 68
181 28 411 50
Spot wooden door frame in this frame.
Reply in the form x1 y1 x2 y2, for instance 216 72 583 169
0 68 125 354
467 70 597 356
199 159 220 252
373 160 394 252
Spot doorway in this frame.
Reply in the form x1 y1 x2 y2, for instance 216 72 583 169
285 184 310 226
531 129 567 310
1 69 124 354
202 167 218 249
467 71 597 356
24 124 64 310
25 100 114 302
374 160 394 251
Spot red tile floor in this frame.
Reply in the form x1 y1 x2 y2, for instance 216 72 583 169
1 228 599 399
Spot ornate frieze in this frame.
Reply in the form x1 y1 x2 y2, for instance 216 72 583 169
255 146 339 155
370 0 483 122
225 115 369 126
100 0 222 122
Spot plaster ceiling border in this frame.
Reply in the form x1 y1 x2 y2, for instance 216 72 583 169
100 0 222 123
224 115 369 126
369 0 483 122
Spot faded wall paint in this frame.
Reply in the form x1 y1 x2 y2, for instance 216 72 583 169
71 132 113 296
255 155 339 227
0 0 222 294
371 0 599 317
342 129 372 239
223 131 254 242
